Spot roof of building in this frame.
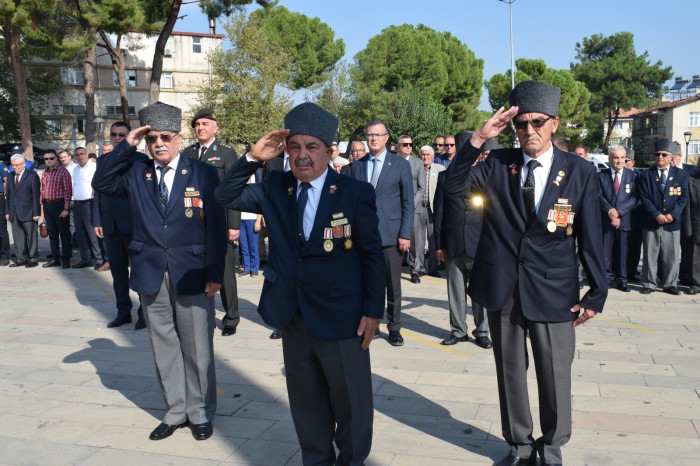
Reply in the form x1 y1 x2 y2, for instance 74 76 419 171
634 94 700 115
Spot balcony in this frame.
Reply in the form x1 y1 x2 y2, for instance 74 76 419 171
632 127 666 137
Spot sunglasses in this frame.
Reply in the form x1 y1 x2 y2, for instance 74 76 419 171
400 142 413 147
145 133 176 144
110 132 126 138
513 117 551 131
444 143 455 147
654 152 670 157
44 157 56 160
435 143 444 147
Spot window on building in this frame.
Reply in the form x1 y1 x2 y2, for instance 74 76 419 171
113 70 137 87
689 140 700 155
192 37 202 54
613 121 623 130
60 68 85 85
106 106 136 116
77 119 86 134
164 38 175 56
52 105 85 115
44 119 61 135
160 72 174 89
690 112 700 127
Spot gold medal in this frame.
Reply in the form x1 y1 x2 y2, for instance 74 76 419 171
344 238 352 250
323 239 333 252
547 221 556 232
200 209 205 219
566 225 573 236
185 208 193 218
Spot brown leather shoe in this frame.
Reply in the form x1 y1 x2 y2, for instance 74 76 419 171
42 260 60 268
97 262 111 272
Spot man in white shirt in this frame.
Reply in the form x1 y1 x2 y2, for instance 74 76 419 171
71 147 103 269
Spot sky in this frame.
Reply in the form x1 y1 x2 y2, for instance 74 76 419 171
177 0 699 110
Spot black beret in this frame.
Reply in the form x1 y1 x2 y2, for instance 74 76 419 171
654 138 674 153
284 102 338 147
481 139 499 152
191 108 217 127
509 81 561 117
10 145 23 155
139 102 181 133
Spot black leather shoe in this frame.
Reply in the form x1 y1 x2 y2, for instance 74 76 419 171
617 283 631 292
664 287 681 295
475 336 493 349
440 334 468 346
388 331 404 346
428 271 441 278
269 329 282 339
189 421 213 440
688 286 699 295
640 288 652 294
43 260 60 268
25 261 38 268
373 327 381 339
410 273 421 284
62 260 71 269
134 320 147 330
149 422 187 440
494 452 537 466
72 260 92 269
221 326 236 336
9 261 26 267
107 316 132 328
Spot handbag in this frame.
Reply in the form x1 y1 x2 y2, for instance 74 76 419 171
39 220 48 238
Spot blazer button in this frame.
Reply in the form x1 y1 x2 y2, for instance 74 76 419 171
163 223 168 229
519 258 525 265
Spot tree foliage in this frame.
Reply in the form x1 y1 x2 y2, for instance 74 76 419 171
349 24 483 129
194 11 292 146
252 5 344 90
305 60 352 141
571 32 672 151
486 58 590 148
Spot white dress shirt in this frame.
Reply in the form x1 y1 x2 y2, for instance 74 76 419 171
522 144 554 214
297 169 328 240
154 154 180 195
72 160 97 200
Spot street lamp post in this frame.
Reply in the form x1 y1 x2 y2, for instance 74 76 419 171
684 131 692 165
94 117 105 157
498 0 516 90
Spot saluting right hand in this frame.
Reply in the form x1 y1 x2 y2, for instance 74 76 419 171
470 106 519 148
126 125 151 147
249 129 290 163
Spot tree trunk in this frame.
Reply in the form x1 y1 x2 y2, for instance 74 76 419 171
99 31 130 123
4 26 33 161
83 45 96 154
149 0 183 104
603 108 619 154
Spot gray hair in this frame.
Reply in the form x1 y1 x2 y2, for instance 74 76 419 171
10 154 25 164
609 146 626 157
419 145 434 155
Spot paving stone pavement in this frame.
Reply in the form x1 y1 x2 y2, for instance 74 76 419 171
1 236 699 465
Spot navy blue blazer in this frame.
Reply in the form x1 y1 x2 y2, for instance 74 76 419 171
93 150 149 236
92 140 227 296
6 169 40 222
598 167 638 232
434 169 483 258
444 142 607 321
344 152 414 246
638 165 688 232
215 156 385 339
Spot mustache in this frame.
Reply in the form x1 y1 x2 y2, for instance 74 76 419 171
294 159 313 167
522 136 541 143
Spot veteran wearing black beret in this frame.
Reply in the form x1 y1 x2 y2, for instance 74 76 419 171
215 102 385 465
444 81 607 465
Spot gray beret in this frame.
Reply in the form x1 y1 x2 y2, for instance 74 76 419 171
672 141 682 155
481 139 499 152
509 81 561 117
139 102 182 133
191 108 216 127
284 102 338 147
654 138 674 153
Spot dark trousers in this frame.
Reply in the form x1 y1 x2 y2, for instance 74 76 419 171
104 230 143 321
220 241 240 329
692 240 700 287
0 196 9 260
680 235 694 284
282 312 373 466
43 201 72 261
383 245 403 332
73 200 102 263
602 228 628 284
11 218 38 262
488 285 575 465
627 228 643 277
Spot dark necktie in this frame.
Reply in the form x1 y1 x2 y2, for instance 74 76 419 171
296 182 311 242
157 165 171 213
660 169 667 190
14 172 19 189
614 171 620 195
523 159 541 220
199 145 207 160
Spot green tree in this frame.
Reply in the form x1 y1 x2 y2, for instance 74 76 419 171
305 60 351 142
486 58 590 148
252 5 344 90
349 24 483 129
571 32 672 152
194 11 292 146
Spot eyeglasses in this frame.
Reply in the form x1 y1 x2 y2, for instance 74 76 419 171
444 143 455 147
110 132 126 138
513 117 551 131
435 143 444 147
145 133 176 144
365 132 387 138
654 152 670 157
44 157 56 160
400 142 413 147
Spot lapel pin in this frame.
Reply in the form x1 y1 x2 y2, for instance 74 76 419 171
181 169 188 175
509 163 517 175
146 173 152 181
287 186 294 195
329 185 337 194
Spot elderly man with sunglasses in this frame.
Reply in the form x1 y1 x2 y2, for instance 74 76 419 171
444 81 607 466
638 138 688 295
93 102 226 442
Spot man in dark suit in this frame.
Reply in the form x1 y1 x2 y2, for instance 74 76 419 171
344 119 413 346
624 157 644 282
598 146 638 292
5 154 41 267
94 122 148 329
638 138 688 295
92 102 227 442
685 157 700 294
182 108 241 337
215 102 385 465
396 135 426 283
1 161 12 266
671 142 698 288
444 81 607 466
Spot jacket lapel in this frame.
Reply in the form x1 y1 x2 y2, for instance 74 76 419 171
508 152 527 223
285 173 300 244
144 159 164 216
375 153 392 190
537 150 568 222
307 168 339 244
166 156 190 217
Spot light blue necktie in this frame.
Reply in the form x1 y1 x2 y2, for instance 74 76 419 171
370 157 379 188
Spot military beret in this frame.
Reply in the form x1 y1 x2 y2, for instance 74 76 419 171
509 81 561 117
654 138 674 153
284 102 338 147
191 108 217 127
138 102 182 133
10 145 23 155
481 139 499 152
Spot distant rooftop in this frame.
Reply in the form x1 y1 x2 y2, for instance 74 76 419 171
665 75 699 101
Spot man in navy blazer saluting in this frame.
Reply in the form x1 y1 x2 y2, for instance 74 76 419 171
93 102 226 442
215 103 385 465
445 81 607 466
